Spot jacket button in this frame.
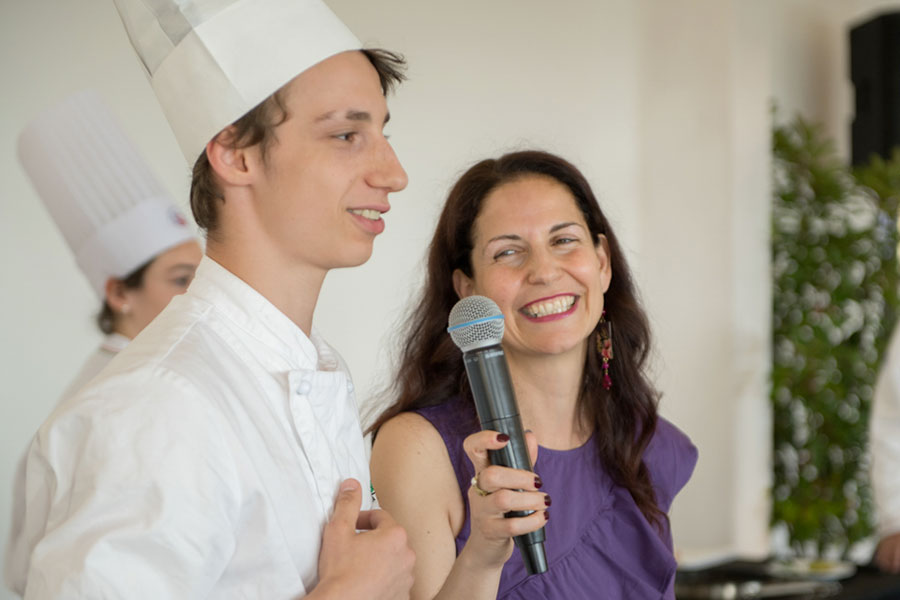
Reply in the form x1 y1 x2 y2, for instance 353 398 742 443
296 381 312 395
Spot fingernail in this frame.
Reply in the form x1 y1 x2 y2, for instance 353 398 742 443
535 476 543 489
544 511 550 521
544 495 552 507
497 433 510 443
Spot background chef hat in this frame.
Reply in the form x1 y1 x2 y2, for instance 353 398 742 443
18 90 196 299
112 0 361 163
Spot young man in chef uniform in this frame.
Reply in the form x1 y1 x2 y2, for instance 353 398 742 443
11 0 415 598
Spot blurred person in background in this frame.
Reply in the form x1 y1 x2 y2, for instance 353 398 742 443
4 90 201 597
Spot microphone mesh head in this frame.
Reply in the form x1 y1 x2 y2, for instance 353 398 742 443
448 295 505 352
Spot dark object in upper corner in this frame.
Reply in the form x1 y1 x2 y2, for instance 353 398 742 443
850 11 900 166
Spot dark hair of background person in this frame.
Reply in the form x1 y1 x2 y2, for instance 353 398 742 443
190 48 407 239
96 259 152 334
369 150 665 527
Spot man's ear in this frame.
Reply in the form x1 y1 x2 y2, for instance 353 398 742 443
205 126 254 187
452 269 475 299
595 234 612 293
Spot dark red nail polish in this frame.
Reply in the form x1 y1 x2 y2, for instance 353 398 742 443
544 511 550 521
497 433 510 443
535 476 543 489
544 495 552 507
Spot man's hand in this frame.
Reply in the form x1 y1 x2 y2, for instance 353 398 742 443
875 532 900 573
313 478 415 600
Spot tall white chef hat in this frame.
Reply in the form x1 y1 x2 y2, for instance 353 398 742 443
18 90 196 299
112 0 361 163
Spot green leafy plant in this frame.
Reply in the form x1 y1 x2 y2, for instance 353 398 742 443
771 116 900 557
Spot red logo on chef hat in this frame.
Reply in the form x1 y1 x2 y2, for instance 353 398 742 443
168 206 189 227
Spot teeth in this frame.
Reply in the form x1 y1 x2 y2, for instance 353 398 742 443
349 209 382 221
524 295 575 318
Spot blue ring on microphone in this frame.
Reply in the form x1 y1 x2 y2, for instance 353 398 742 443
447 314 504 332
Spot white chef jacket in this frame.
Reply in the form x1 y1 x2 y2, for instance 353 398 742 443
57 333 130 401
5 333 130 597
872 326 900 540
12 256 372 599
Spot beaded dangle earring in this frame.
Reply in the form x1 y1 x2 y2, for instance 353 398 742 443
597 310 613 390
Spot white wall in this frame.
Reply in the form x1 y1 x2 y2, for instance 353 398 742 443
636 0 777 557
3 1 900 596
638 0 742 554
636 0 900 559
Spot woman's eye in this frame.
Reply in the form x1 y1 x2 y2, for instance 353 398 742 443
553 236 577 246
172 277 191 287
493 249 517 260
335 132 357 142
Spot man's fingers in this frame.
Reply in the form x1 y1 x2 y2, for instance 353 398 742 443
328 478 362 534
356 509 393 531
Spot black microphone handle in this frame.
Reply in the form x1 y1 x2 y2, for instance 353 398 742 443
463 346 548 575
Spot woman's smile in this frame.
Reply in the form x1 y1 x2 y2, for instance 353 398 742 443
520 294 578 320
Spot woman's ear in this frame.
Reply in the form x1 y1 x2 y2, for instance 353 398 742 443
104 277 130 314
595 234 612 293
452 269 475 299
205 126 254 187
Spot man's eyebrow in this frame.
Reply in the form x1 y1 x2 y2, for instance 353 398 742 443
344 110 370 122
314 110 391 125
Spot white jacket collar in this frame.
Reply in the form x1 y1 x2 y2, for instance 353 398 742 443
188 256 338 372
100 332 131 354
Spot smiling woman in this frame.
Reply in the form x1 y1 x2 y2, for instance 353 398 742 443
370 150 698 600
452 174 611 361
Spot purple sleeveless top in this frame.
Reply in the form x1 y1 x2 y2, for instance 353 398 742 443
413 395 697 600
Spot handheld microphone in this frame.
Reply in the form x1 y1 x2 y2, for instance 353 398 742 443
447 295 548 575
